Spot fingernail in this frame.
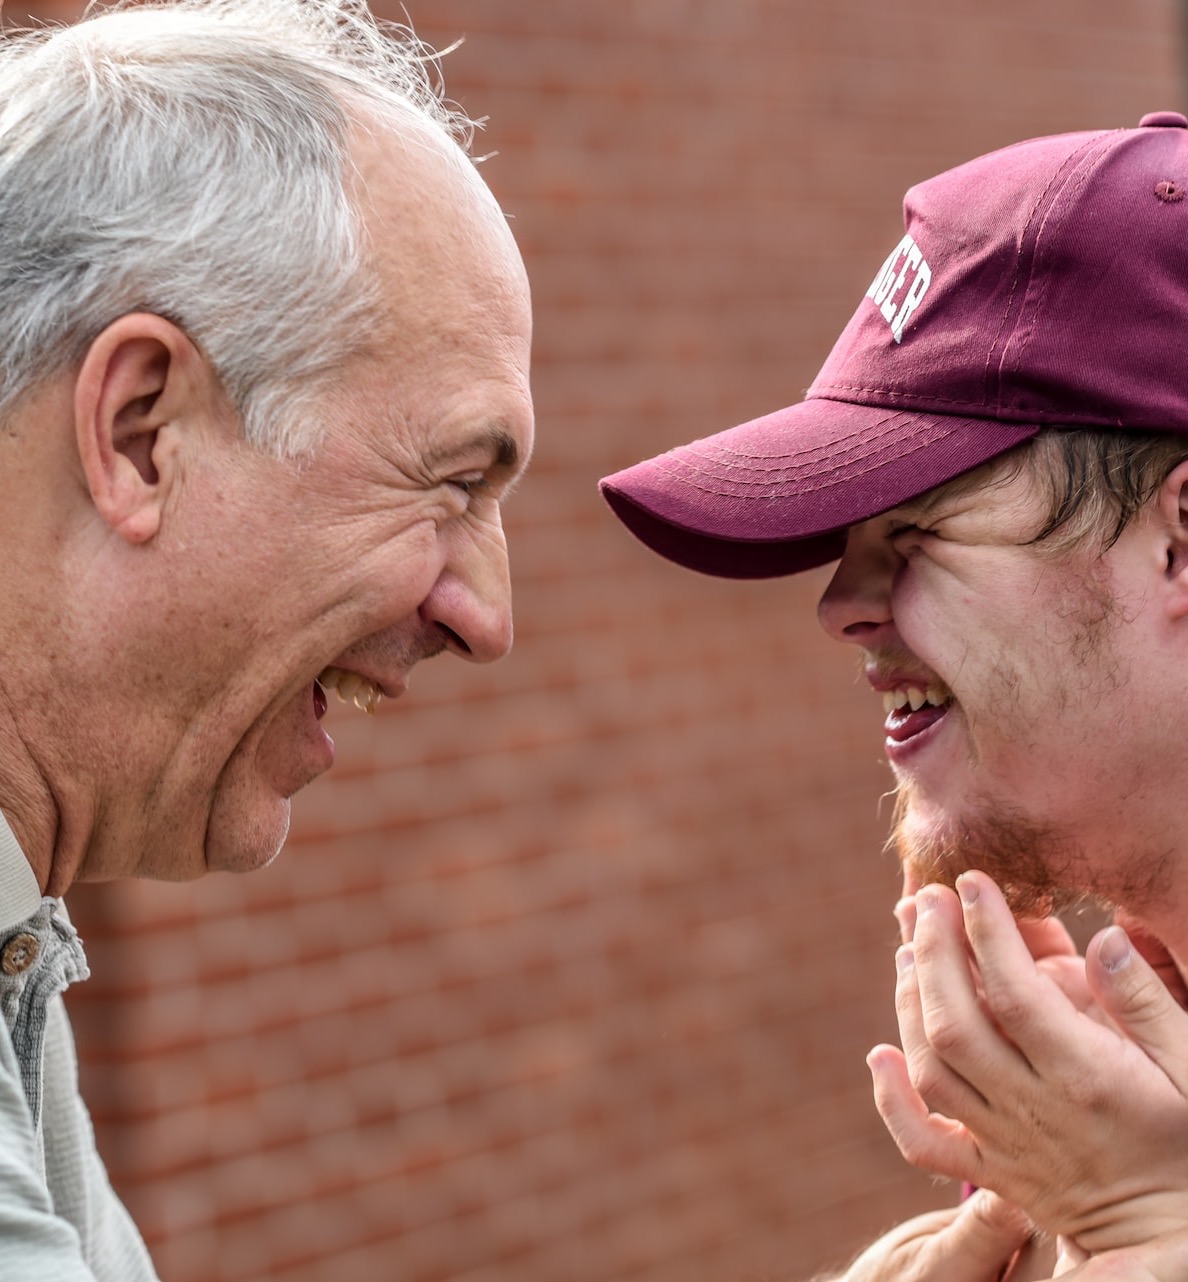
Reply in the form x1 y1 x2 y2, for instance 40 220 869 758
1098 925 1132 973
957 874 979 907
893 896 917 939
895 944 915 976
916 888 938 916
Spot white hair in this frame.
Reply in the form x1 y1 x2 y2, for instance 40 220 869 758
0 0 477 455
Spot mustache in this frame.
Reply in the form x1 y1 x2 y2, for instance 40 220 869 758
861 647 948 690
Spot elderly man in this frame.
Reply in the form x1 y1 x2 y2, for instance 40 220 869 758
602 114 1188 1279
0 0 532 1275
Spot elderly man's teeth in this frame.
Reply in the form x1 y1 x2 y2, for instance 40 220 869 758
317 665 384 716
353 687 380 715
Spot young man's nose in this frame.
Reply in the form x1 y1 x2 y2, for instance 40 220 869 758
816 524 897 645
421 530 514 663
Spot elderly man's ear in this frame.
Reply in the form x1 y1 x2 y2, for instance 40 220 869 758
74 313 219 545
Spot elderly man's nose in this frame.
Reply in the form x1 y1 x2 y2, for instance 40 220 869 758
422 536 513 664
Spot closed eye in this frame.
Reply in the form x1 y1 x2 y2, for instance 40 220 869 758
889 521 940 547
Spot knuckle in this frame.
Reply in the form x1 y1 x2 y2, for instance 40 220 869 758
907 1057 949 1104
981 988 1031 1030
892 1129 932 1169
1127 983 1169 1027
924 1012 966 1059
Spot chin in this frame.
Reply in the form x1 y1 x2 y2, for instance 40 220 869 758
204 796 292 875
890 787 1082 917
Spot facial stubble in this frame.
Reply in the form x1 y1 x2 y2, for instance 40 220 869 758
889 786 1088 917
888 549 1138 918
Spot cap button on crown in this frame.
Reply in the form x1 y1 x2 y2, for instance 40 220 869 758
1139 111 1188 128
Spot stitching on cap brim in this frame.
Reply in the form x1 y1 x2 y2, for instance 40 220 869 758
599 399 1041 579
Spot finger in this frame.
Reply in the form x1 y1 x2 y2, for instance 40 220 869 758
1113 909 1188 1010
1015 913 1078 962
956 872 1044 981
1087 926 1188 1094
867 1042 984 1183
1034 953 1097 1015
894 894 917 944
908 885 1027 1104
955 872 1090 1072
895 934 992 1122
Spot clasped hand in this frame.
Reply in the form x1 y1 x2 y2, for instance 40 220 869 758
856 869 1188 1279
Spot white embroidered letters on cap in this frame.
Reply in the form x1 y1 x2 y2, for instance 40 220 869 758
865 233 932 343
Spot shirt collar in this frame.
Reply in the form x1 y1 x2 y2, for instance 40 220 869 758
0 810 42 933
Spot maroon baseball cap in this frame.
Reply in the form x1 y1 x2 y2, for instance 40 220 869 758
600 112 1188 578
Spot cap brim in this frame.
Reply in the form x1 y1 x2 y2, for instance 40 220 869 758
599 398 1041 579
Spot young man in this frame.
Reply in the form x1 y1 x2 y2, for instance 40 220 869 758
0 0 532 1275
602 113 1188 1279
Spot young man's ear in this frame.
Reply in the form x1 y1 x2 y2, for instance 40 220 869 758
1158 457 1188 614
74 313 214 545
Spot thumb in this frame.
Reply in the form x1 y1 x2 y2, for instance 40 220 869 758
1113 910 1188 1008
932 1189 1035 1282
1087 926 1188 1093
841 1193 1033 1282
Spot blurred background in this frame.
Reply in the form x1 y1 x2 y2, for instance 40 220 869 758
5 0 1181 1278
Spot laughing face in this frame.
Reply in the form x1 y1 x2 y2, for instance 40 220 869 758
816 451 1185 914
49 120 534 886
192 128 534 878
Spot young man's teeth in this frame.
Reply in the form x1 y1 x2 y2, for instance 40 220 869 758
317 665 383 716
882 685 949 714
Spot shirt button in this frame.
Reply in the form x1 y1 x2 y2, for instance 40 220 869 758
1 932 40 975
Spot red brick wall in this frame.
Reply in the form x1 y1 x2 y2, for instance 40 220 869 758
53 2 1182 1280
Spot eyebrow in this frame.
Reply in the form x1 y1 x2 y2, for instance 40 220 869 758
896 482 966 523
899 492 943 521
428 426 522 474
